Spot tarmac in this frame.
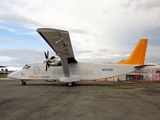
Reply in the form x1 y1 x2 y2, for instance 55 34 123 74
0 78 160 120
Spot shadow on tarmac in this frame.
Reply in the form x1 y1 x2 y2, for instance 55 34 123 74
15 81 139 87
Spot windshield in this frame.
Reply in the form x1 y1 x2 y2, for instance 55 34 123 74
23 64 31 69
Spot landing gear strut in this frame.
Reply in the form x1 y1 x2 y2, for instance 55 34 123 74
21 80 26 85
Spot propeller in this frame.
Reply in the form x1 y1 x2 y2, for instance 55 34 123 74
44 51 50 71
44 51 57 71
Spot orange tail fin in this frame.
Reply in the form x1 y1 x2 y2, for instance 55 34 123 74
117 38 148 65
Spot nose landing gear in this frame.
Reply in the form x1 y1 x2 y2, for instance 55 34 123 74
66 82 75 87
21 80 26 85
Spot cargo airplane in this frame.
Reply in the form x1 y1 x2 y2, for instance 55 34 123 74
8 28 148 86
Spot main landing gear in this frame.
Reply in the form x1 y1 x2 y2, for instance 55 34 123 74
21 80 26 85
66 82 75 87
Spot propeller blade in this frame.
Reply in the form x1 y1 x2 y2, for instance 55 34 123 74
44 51 49 59
44 51 50 71
47 51 49 58
45 62 50 71
47 62 50 68
44 52 48 59
45 62 48 71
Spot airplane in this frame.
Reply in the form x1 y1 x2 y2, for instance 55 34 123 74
0 65 7 68
7 28 148 86
0 65 8 74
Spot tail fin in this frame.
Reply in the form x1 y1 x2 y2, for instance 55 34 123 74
117 38 148 65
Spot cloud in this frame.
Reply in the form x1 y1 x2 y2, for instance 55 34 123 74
0 23 37 36
69 29 88 34
136 0 160 10
0 36 26 45
0 0 160 68
0 48 55 67
121 0 160 10
0 14 43 27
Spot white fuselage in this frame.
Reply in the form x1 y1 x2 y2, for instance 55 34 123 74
8 61 140 82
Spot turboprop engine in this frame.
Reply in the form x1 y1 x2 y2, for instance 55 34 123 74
44 51 61 71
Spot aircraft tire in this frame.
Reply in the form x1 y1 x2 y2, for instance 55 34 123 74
22 82 26 85
67 82 72 87
66 82 76 87
72 82 75 86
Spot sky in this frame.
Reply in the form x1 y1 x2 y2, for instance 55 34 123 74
0 0 160 70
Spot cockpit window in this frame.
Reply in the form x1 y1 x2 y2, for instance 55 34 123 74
23 64 31 69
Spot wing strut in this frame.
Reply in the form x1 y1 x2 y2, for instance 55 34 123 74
60 53 70 77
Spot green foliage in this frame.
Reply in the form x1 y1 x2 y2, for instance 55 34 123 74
0 74 7 78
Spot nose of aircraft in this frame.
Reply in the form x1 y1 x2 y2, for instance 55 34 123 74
7 71 21 79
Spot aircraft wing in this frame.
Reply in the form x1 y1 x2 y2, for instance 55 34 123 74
37 28 77 77
0 65 7 68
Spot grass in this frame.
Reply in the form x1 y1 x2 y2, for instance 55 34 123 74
0 74 7 78
114 85 135 89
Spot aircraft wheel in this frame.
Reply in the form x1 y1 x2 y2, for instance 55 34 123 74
72 82 75 86
22 81 26 85
67 82 72 87
66 82 76 87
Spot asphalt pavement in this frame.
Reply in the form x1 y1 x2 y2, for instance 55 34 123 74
0 79 160 120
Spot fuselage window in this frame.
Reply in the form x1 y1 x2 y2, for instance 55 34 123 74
53 70 57 74
72 70 75 74
76 70 79 74
81 70 84 74
85 70 89 75
90 70 94 74
58 70 61 74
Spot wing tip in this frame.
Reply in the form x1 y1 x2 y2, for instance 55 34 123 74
36 28 68 33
